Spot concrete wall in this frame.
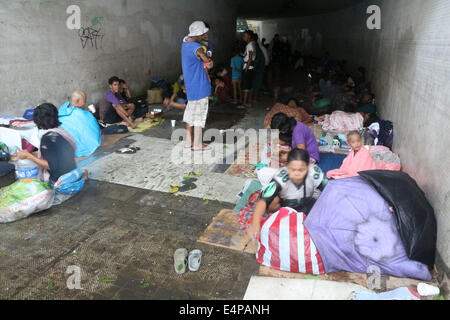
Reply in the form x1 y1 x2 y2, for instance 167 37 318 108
0 0 237 116
262 0 450 272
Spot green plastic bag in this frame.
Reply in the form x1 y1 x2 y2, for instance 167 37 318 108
313 98 331 109
0 179 54 223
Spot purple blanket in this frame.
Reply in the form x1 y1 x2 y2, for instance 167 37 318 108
304 177 431 281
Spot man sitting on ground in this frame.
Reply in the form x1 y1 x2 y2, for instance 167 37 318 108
58 90 102 158
99 76 143 129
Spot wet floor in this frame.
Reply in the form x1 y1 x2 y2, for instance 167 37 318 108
0 98 270 300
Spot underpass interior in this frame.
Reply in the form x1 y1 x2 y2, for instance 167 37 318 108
0 0 448 300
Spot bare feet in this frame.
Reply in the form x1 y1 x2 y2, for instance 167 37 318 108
192 144 211 151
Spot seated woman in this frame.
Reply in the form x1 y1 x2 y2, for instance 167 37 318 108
271 113 320 163
16 103 87 188
264 98 312 129
247 148 328 240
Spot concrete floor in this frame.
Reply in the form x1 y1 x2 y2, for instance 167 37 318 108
0 99 269 300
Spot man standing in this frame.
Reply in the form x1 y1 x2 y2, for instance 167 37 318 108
182 21 213 151
242 30 256 107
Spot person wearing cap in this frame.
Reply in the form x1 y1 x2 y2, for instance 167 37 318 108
181 21 214 151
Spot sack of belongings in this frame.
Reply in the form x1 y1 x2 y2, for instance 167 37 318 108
0 179 54 223
257 207 325 275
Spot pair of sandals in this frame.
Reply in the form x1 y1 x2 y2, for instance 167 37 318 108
115 146 141 154
168 172 202 193
174 248 202 274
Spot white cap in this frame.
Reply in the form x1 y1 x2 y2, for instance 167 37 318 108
188 21 209 37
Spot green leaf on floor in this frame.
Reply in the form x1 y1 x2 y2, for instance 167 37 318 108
433 295 444 300
0 252 6 256
97 279 115 283
45 282 54 293
139 283 150 289
152 164 159 167
203 200 209 205
177 264 184 271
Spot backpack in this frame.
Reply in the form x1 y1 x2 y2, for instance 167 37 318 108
378 120 394 149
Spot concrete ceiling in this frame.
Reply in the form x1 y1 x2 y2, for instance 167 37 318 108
237 0 364 19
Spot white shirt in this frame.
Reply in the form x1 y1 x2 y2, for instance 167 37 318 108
243 42 256 70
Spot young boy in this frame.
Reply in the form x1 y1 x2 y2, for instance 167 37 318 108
214 77 230 104
230 50 244 104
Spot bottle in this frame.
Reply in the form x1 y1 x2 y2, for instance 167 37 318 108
17 159 39 180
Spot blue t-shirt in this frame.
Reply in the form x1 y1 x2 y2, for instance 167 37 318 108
58 102 102 158
181 40 211 101
230 56 244 80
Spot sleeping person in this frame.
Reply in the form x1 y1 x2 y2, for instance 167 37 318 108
247 148 328 241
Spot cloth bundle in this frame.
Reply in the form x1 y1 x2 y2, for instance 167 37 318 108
320 111 364 133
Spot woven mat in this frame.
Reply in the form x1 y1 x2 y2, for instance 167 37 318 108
128 117 165 133
224 142 264 179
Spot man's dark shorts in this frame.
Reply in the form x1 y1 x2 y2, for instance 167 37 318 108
242 69 255 91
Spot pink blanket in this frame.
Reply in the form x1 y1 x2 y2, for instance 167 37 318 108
327 146 401 179
327 146 377 179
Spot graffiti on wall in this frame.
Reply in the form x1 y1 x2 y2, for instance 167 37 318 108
66 6 105 50
78 25 104 49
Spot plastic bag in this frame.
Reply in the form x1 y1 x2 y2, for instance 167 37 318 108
359 170 437 269
0 179 54 223
257 207 325 274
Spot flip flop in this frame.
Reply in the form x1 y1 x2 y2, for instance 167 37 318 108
188 249 202 272
174 248 188 275
191 144 211 152
185 172 202 179
115 147 136 154
182 177 198 184
177 183 197 192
